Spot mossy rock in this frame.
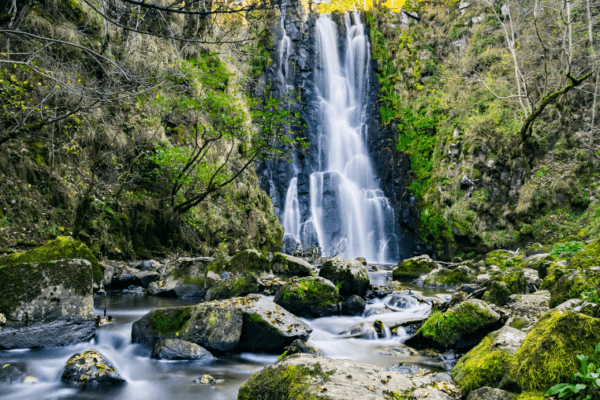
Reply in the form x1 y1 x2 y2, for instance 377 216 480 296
211 249 270 275
549 268 600 308
567 239 600 269
485 269 528 306
512 310 600 392
540 264 568 292
274 277 340 318
486 250 522 270
0 236 102 284
514 393 545 400
393 254 437 280
318 257 369 297
424 266 475 287
148 306 193 335
206 274 259 301
405 299 502 349
452 326 526 396
271 253 315 276
238 359 332 400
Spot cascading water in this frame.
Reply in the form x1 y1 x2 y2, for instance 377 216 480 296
280 12 399 263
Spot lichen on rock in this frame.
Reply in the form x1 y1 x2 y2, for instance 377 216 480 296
274 276 339 318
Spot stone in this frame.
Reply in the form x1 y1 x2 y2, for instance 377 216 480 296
502 291 550 328
205 271 221 289
195 374 217 385
386 292 420 309
238 354 453 400
271 253 315 276
318 257 370 297
0 362 27 384
466 387 516 400
151 339 215 361
22 376 38 384
274 276 339 318
122 285 146 296
62 350 125 388
355 257 367 265
139 260 157 271
206 273 261 301
410 388 452 400
132 294 311 353
220 271 231 280
281 339 322 357
0 259 95 349
223 249 271 275
406 299 501 349
393 254 437 280
341 295 365 316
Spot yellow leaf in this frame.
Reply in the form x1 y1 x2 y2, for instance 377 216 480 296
156 94 160 99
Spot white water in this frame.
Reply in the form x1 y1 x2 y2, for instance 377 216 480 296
280 13 399 263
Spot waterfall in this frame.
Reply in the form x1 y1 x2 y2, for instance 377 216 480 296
279 12 399 263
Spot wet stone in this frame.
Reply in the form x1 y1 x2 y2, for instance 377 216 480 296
62 350 126 388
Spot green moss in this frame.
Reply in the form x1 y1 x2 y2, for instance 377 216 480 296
514 393 545 400
0 259 93 318
485 269 528 306
549 269 600 307
392 256 436 280
484 280 512 306
540 264 567 291
238 361 333 400
425 267 474 286
148 306 192 335
280 277 339 309
0 236 103 284
567 239 600 269
209 274 259 300
209 249 270 275
417 301 498 348
509 317 530 330
451 333 515 396
485 250 521 270
512 311 600 392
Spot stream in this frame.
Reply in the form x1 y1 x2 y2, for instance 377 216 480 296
0 269 454 400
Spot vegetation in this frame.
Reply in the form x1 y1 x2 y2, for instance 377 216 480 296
149 307 193 335
545 343 600 400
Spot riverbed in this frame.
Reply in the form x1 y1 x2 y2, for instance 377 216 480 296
0 269 454 400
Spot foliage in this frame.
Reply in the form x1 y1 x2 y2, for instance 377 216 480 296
545 343 600 400
552 242 586 258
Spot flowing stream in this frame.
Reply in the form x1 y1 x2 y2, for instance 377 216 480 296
281 13 399 263
0 269 453 400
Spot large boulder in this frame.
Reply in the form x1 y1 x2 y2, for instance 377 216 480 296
567 239 600 269
237 354 454 400
512 310 600 392
549 268 600 307
0 236 102 284
502 291 550 329
212 249 271 276
405 299 502 350
341 294 366 316
280 339 322 358
205 273 260 301
393 254 437 280
273 276 340 318
318 257 370 297
132 294 311 353
466 388 516 400
451 326 527 395
107 270 160 290
0 259 95 349
271 253 315 276
62 350 125 388
484 269 528 306
151 339 215 361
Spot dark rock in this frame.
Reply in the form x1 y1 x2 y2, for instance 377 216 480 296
319 257 370 297
62 350 125 388
132 294 311 353
281 339 322 357
271 253 315 276
122 285 146 296
0 362 27 384
273 276 339 318
205 274 260 301
151 339 215 361
341 295 365 316
0 259 95 349
460 284 475 294
139 260 157 271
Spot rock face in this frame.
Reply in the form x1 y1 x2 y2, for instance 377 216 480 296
271 253 315 276
0 258 95 349
62 350 125 388
341 294 366 316
238 354 454 400
451 326 526 395
273 276 340 318
318 257 370 297
393 254 437 280
151 339 215 361
466 387 515 400
502 291 550 328
222 249 271 275
406 299 502 349
205 274 260 301
132 294 311 353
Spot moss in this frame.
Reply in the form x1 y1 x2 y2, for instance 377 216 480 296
509 317 530 330
567 239 600 269
512 311 600 392
451 333 515 396
417 301 498 348
549 269 600 307
280 277 339 309
209 274 259 300
484 280 512 306
485 269 528 306
485 250 522 270
148 306 192 335
0 236 103 284
540 264 567 291
0 259 92 318
238 361 333 400
425 268 475 286
393 256 437 280
514 393 545 400
209 249 270 275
